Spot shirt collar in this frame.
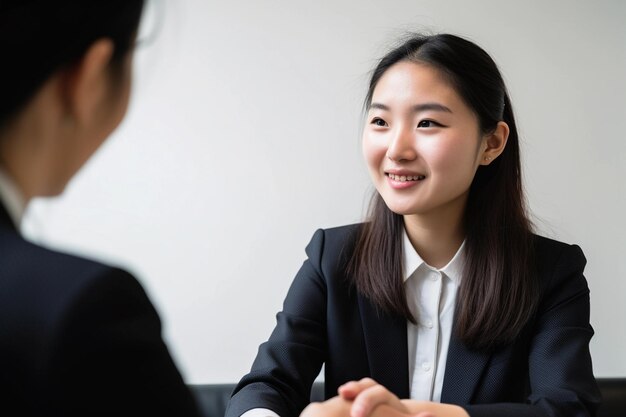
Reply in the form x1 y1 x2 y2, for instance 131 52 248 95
0 169 26 228
402 227 465 285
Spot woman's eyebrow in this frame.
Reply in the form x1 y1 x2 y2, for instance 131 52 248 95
369 102 452 113
369 102 391 111
412 102 452 113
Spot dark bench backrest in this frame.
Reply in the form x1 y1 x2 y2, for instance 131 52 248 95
189 378 625 417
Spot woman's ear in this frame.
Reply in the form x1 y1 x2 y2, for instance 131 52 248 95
480 121 509 165
60 38 115 125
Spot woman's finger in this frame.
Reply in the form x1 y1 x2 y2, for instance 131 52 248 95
338 377 378 400
350 384 408 417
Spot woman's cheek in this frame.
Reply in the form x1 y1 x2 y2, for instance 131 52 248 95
362 137 385 172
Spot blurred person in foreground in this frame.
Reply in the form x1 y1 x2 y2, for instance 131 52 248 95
0 1 200 415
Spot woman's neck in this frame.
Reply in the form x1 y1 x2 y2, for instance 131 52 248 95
403 200 466 269
0 75 68 203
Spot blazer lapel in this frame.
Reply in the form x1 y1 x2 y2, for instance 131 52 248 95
357 294 410 398
440 330 491 405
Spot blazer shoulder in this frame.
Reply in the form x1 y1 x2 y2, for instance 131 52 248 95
0 229 117 276
531 234 590 312
307 223 363 253
304 223 363 276
532 234 587 276
532 233 584 253
0 232 145 343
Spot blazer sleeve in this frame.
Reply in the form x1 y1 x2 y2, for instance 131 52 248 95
463 244 601 417
43 268 201 417
226 229 329 417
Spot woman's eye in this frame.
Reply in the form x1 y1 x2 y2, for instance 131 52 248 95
417 120 440 128
371 118 388 127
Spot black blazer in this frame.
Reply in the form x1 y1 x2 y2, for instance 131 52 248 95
227 224 601 417
0 203 200 416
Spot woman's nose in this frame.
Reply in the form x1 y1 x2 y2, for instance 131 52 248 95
386 125 417 162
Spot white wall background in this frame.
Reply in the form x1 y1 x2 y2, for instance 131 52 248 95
22 0 626 383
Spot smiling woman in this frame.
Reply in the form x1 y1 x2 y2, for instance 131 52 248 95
226 34 601 417
354 41 520 350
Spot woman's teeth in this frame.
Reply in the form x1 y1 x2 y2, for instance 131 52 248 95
388 173 425 182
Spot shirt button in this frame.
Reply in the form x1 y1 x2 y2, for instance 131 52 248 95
422 362 431 371
424 320 433 329
429 273 439 281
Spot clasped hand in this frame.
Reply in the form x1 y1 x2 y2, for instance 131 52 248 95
300 378 469 417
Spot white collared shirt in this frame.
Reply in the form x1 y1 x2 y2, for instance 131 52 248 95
403 230 464 402
0 169 26 228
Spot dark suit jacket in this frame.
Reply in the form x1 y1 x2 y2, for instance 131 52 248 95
0 203 200 416
226 224 601 417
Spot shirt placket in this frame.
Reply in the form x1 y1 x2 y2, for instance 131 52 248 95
413 268 443 400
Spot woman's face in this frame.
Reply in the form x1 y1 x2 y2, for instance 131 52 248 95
362 61 487 219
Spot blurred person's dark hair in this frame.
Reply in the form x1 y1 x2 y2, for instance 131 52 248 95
0 0 145 129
